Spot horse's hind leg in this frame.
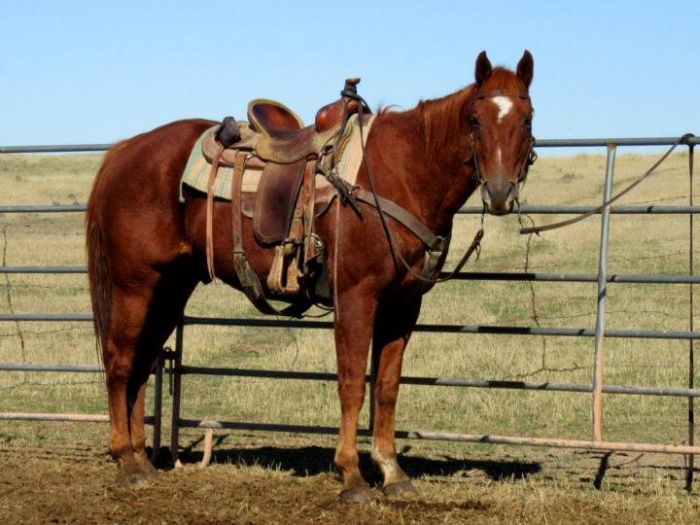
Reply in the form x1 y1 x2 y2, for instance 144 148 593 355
127 263 199 473
105 262 198 484
370 297 422 497
104 287 153 485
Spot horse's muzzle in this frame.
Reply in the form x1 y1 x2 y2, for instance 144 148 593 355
480 180 517 216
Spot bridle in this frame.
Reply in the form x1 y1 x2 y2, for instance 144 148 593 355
470 134 536 184
466 90 537 215
336 87 537 289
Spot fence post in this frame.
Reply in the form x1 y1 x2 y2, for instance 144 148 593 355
687 143 696 492
592 144 617 442
170 320 184 467
369 344 379 434
150 348 166 464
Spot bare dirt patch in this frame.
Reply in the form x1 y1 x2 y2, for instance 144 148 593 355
2 434 700 524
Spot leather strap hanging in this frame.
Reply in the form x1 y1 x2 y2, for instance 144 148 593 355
205 145 223 281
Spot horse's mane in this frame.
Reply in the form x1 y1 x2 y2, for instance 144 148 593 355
415 68 526 155
369 68 526 167
415 87 473 157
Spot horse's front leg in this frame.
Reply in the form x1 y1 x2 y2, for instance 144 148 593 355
371 297 422 497
333 286 378 503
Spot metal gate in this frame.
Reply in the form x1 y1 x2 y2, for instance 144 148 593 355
1 136 699 486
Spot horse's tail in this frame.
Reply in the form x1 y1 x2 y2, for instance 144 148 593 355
86 142 126 362
86 216 110 363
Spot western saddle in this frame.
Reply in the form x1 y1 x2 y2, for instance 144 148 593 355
203 78 366 316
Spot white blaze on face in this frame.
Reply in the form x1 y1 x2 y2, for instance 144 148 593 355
492 96 513 123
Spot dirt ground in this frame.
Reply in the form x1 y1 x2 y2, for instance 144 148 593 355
2 431 700 524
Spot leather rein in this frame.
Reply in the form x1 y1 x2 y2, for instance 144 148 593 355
520 133 696 235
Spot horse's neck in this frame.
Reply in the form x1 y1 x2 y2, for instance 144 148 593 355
365 95 479 235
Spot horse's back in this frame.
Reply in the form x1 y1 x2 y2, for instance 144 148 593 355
88 119 215 279
92 119 215 206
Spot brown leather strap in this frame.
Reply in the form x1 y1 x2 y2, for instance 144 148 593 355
230 151 308 317
301 161 317 263
205 145 223 281
352 188 483 286
231 152 247 255
353 189 446 251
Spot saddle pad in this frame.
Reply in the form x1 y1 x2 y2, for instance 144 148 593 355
179 113 376 206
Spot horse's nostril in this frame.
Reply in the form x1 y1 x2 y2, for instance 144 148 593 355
480 180 517 216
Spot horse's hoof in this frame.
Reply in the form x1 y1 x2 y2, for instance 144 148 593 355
135 456 159 478
383 480 418 498
115 459 153 487
339 486 374 504
115 469 150 487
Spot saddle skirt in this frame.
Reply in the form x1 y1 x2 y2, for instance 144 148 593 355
179 113 375 216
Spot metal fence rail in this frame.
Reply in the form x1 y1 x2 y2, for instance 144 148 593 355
1 136 698 488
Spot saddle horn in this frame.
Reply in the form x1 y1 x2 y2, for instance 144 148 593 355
216 116 242 148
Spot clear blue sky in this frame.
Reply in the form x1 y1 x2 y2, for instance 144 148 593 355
1 1 697 146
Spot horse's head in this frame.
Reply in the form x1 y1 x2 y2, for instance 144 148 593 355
467 51 535 216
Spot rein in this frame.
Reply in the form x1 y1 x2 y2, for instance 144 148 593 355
520 133 695 235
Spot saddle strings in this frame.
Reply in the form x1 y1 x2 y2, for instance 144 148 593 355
205 145 223 281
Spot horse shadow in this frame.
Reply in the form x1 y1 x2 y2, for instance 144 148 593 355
155 435 542 483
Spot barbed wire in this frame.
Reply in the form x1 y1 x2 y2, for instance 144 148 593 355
0 379 101 390
0 327 93 338
2 230 83 237
2 226 27 371
0 282 88 288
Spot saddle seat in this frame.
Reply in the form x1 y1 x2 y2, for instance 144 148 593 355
249 95 359 137
248 99 304 137
247 95 359 165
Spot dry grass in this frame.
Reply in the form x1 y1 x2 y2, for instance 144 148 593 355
1 147 700 519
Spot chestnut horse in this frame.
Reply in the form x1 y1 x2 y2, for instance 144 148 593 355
87 51 534 501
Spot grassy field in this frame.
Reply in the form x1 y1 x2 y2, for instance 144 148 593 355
1 145 700 520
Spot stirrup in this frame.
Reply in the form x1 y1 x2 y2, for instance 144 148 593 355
267 244 301 296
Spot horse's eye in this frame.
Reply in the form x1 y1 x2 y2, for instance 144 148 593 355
470 117 481 130
523 117 532 129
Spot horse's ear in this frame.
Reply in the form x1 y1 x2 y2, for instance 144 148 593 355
516 50 534 88
475 51 492 86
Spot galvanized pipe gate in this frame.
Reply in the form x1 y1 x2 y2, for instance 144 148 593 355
1 136 699 488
